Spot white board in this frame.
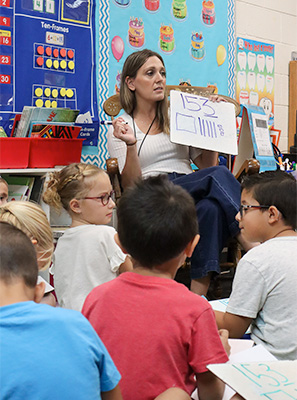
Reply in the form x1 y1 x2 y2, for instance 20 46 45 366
170 90 238 155
207 360 297 400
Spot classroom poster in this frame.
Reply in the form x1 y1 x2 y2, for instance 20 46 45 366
94 0 236 168
236 37 275 127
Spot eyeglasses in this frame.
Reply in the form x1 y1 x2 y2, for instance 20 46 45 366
239 204 270 218
82 190 115 206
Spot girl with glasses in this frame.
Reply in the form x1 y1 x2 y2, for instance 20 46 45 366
43 163 132 311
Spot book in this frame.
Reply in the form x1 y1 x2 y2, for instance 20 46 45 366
8 184 30 201
29 122 82 139
6 176 35 200
10 114 22 137
30 176 45 204
15 106 80 137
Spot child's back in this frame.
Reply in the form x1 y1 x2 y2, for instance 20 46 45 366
83 272 228 399
0 221 122 400
0 301 121 399
82 175 229 400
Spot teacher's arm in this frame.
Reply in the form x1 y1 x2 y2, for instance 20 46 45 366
193 149 219 170
107 117 142 189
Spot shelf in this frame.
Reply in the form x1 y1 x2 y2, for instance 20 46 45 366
0 167 63 175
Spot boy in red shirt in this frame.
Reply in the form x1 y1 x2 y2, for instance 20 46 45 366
82 175 229 400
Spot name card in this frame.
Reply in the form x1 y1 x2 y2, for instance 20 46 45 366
170 90 238 155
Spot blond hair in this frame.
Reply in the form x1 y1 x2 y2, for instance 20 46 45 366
120 49 169 134
0 201 54 270
43 163 106 213
0 177 8 188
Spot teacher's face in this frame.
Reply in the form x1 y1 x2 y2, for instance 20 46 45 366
127 56 166 103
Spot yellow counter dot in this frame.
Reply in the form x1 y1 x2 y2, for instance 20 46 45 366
60 60 67 70
51 101 58 108
52 89 58 98
35 87 43 97
68 61 75 70
45 100 51 108
35 99 44 107
53 60 59 69
46 59 52 68
44 88 51 97
60 88 66 97
66 89 74 98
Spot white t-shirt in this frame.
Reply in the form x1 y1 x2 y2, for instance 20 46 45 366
227 236 297 360
107 112 202 178
51 224 126 311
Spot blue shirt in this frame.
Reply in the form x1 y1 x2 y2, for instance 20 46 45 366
0 301 120 399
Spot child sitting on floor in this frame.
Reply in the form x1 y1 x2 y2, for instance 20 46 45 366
82 175 230 400
0 200 56 306
215 170 297 360
0 222 122 400
43 163 132 311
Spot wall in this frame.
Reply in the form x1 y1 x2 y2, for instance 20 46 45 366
236 0 297 152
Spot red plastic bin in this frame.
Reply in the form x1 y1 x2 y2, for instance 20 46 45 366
0 137 30 168
28 138 83 168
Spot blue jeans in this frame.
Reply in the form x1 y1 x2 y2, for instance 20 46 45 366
168 166 241 279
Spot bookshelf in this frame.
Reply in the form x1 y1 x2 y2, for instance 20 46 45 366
1 167 71 228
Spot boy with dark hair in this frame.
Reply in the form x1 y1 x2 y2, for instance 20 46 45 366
215 170 297 360
82 175 229 400
0 222 122 400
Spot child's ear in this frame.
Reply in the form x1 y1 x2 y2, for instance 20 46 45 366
185 234 200 258
34 281 45 303
69 198 82 214
268 205 280 224
114 233 128 254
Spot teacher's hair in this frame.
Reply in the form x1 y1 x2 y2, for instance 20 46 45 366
120 49 170 134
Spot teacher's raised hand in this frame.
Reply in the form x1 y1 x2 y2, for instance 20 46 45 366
112 117 136 146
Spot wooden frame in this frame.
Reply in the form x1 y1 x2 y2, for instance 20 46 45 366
288 61 297 149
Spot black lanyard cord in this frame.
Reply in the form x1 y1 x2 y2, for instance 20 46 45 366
132 114 157 157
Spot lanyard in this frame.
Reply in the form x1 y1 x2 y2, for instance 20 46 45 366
132 114 157 157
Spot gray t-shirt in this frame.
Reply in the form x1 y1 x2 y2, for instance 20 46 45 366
227 236 297 360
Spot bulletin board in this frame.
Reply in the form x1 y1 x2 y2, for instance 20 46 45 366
0 0 99 145
95 0 236 168
0 0 236 167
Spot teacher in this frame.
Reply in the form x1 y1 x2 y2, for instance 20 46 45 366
107 48 244 296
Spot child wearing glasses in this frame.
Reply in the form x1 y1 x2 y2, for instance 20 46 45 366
215 170 297 360
43 163 132 311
